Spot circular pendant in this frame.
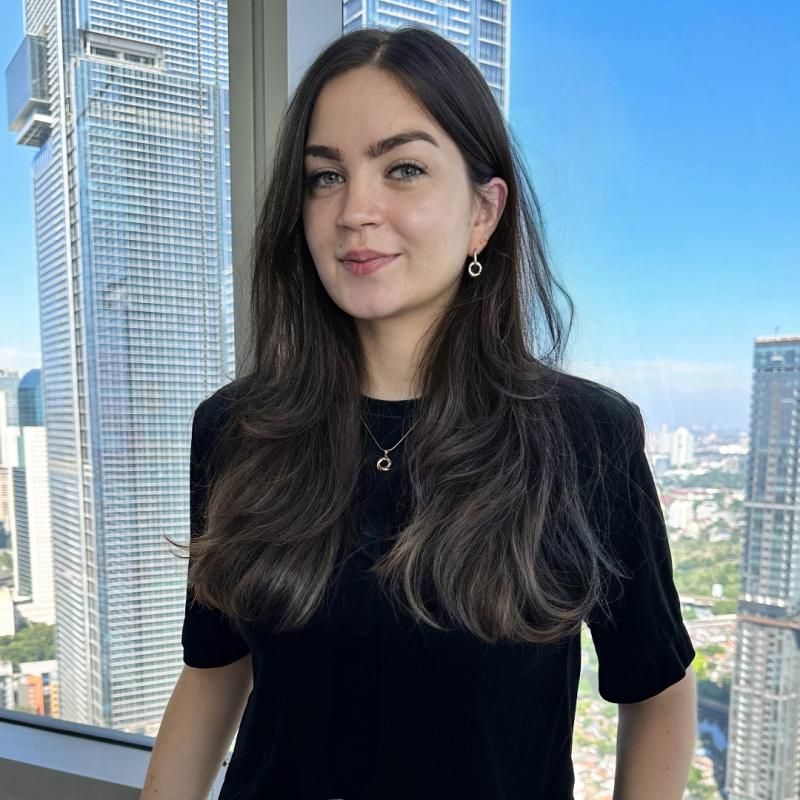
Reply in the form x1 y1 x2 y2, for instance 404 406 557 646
376 455 392 472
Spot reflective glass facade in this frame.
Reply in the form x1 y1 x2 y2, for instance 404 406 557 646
9 0 231 734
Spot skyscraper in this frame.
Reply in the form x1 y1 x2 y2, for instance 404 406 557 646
6 0 232 734
725 334 800 799
9 373 53 628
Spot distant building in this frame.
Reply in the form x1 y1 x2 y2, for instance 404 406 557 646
725 334 800 800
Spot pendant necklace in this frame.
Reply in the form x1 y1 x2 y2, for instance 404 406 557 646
361 414 419 472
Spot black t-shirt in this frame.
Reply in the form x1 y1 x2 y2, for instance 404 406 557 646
181 383 695 800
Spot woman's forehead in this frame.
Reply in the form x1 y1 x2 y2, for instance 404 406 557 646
307 69 441 146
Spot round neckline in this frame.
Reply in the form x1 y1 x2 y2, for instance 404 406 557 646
360 394 421 418
361 394 420 404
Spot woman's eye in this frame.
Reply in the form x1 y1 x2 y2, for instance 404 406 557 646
304 170 340 189
303 161 426 190
390 161 426 181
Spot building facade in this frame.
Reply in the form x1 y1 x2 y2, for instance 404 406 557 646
6 0 233 733
725 335 800 799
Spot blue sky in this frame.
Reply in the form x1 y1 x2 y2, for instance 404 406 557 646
0 3 796 430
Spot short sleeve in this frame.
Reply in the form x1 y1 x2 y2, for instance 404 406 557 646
181 390 252 668
586 401 695 703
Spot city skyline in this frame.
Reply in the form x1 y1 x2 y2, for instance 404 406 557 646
1 4 798 797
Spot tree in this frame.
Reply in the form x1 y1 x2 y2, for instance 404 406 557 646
0 622 56 669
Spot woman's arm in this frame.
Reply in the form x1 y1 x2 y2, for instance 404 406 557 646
140 653 253 799
612 666 697 800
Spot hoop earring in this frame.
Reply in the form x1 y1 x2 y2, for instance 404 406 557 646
467 250 482 278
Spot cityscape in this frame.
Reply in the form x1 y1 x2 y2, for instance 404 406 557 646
0 2 796 799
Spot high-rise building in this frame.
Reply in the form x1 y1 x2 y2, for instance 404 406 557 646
19 368 44 427
0 369 20 428
8 368 53 627
725 334 800 799
6 0 232 734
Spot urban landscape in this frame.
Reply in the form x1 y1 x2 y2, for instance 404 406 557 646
0 2 796 799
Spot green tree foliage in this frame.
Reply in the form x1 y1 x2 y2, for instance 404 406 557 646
686 763 719 800
671 534 740 599
0 622 56 669
672 469 745 491
712 599 737 614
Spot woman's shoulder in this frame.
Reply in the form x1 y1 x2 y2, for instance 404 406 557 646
194 377 250 425
191 377 254 459
551 371 642 455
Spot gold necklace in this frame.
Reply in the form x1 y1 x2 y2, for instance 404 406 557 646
361 414 419 472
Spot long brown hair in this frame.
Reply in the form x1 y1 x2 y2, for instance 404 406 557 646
168 26 639 646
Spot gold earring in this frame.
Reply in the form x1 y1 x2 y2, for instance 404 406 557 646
467 249 482 278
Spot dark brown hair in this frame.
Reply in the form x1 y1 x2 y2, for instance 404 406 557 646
168 25 639 645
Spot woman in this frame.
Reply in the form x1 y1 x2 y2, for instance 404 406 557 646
144 26 696 800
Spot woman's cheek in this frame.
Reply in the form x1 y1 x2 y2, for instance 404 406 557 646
397 200 439 232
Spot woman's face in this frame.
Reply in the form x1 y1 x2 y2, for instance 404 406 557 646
302 66 505 327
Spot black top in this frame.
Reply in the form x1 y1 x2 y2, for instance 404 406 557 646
182 383 696 800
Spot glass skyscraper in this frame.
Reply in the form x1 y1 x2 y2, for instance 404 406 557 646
6 0 232 734
726 335 800 799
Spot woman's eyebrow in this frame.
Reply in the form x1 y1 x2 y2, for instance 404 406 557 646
304 129 439 162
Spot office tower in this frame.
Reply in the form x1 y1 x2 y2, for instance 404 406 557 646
0 370 21 469
6 0 232 733
9 369 54 626
0 372 22 549
18 368 44 427
0 369 21 427
343 0 511 118
725 335 800 799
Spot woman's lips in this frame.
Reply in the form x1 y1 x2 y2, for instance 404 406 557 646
341 254 398 276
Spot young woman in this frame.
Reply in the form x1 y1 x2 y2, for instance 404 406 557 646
144 26 696 800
